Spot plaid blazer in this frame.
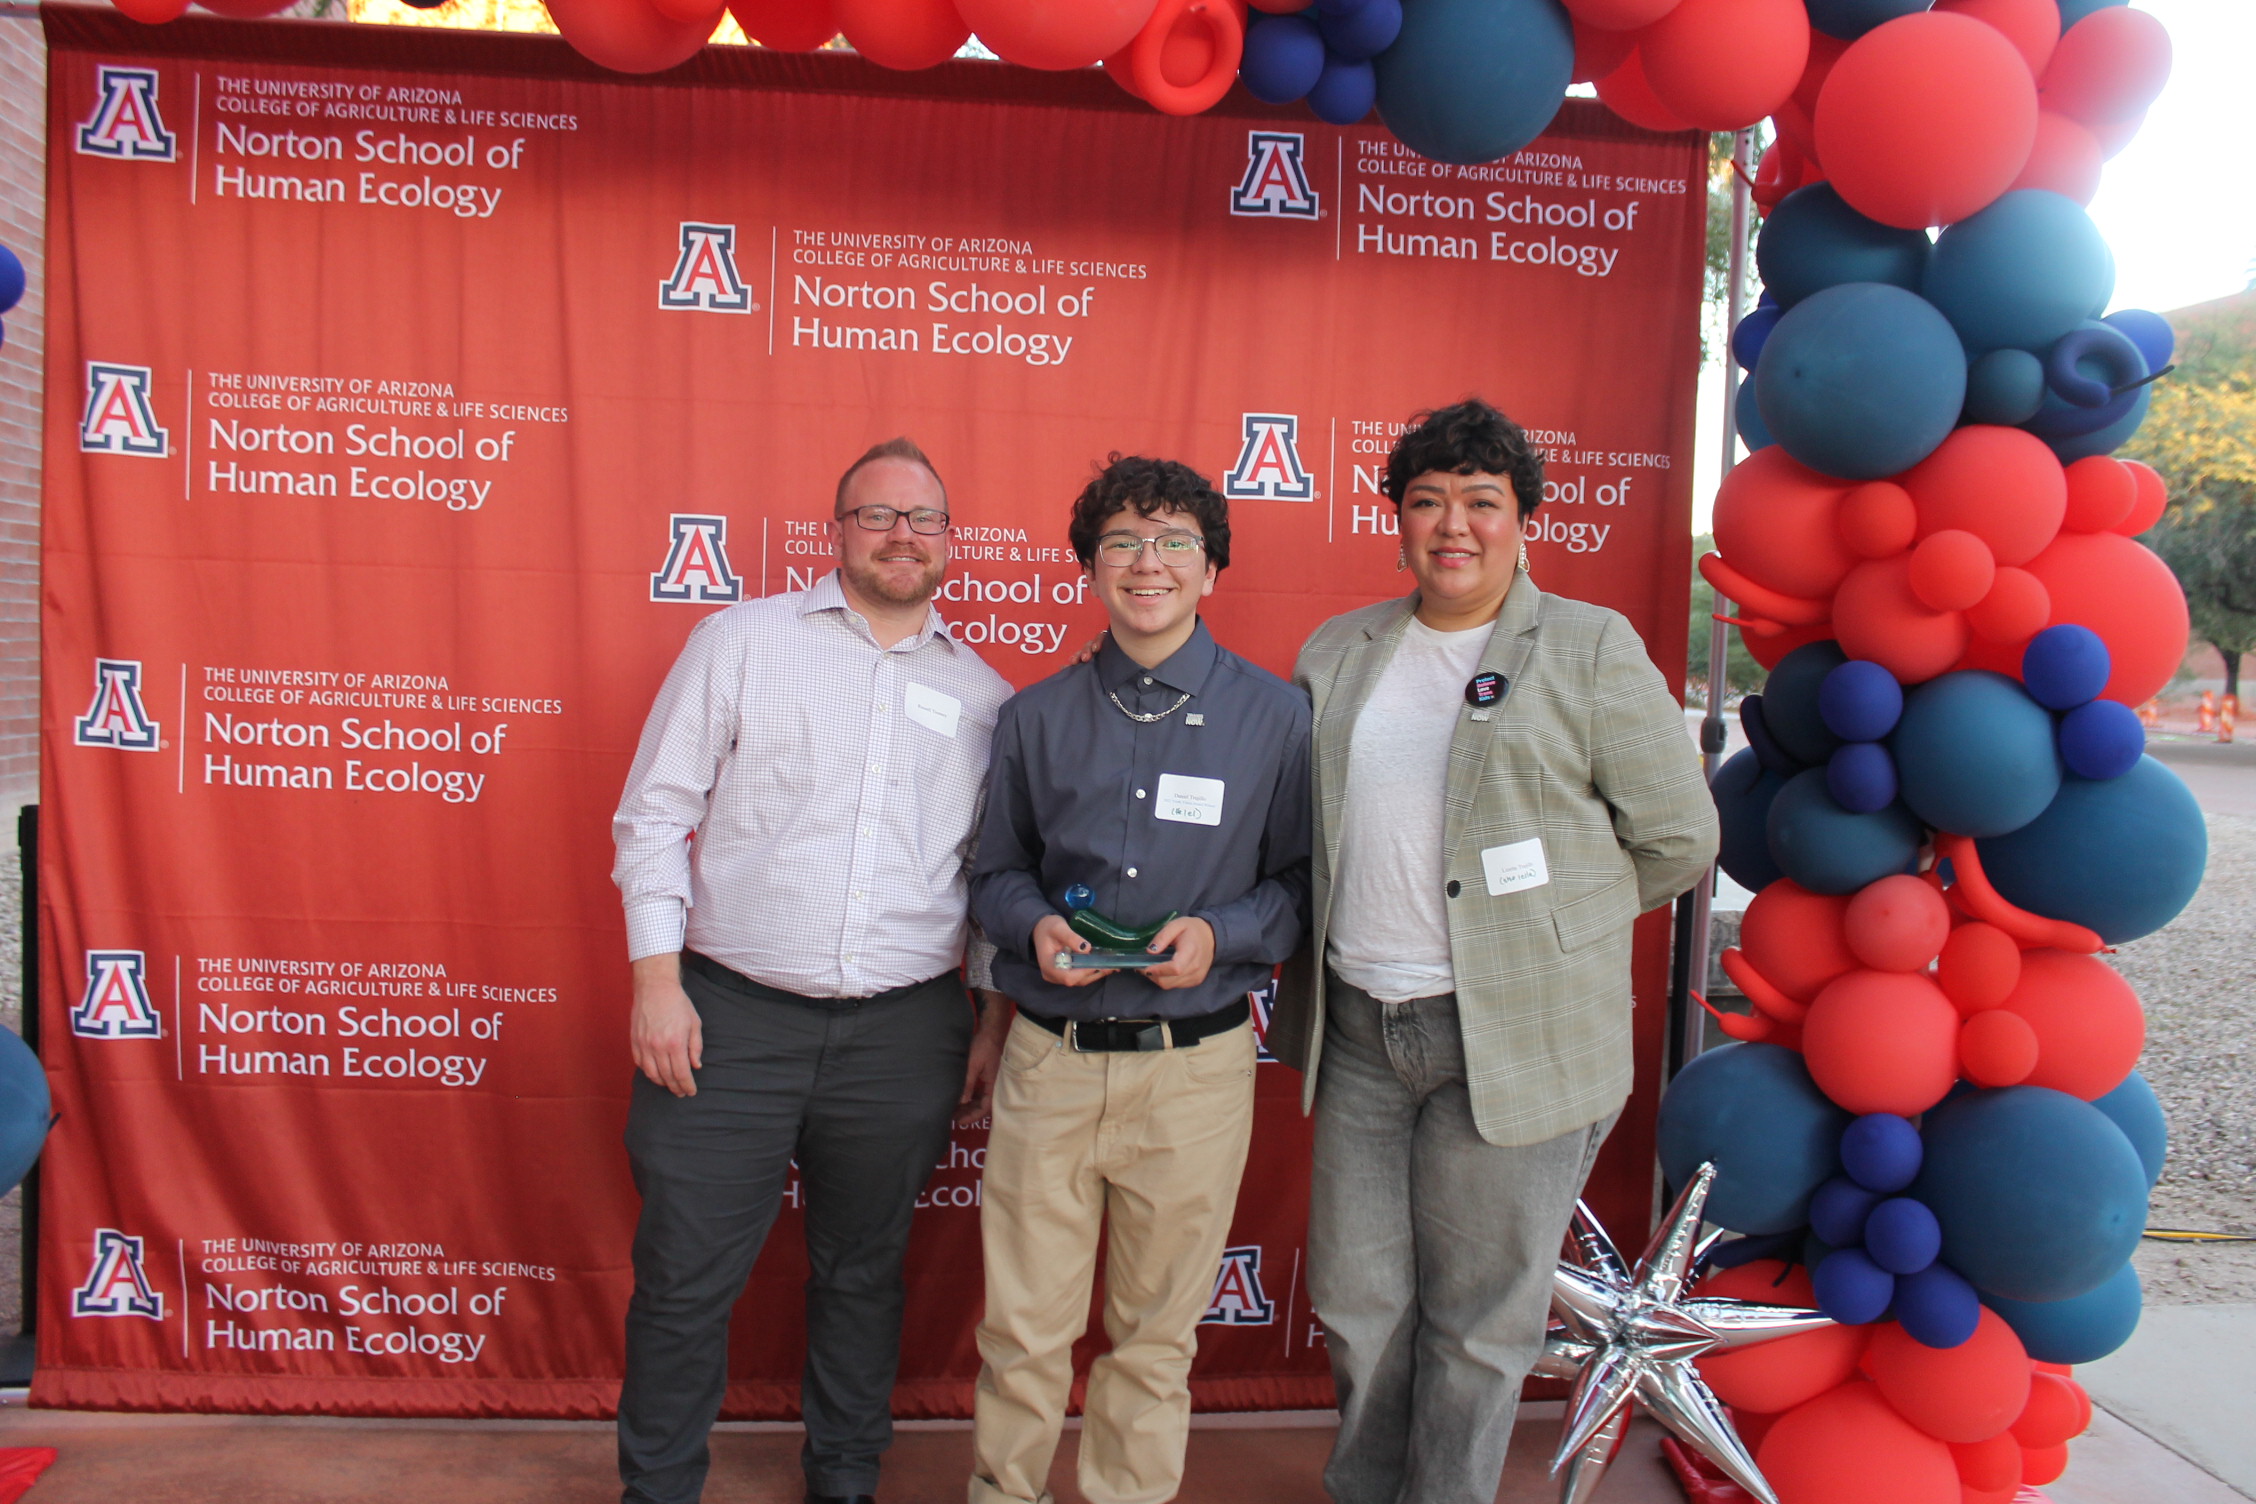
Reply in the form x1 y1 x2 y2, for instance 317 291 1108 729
1269 574 1718 1147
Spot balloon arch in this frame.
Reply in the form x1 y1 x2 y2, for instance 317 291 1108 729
81 0 2191 1499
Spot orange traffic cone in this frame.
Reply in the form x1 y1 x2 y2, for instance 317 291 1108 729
2200 690 2217 734
2225 694 2239 745
2138 699 2161 728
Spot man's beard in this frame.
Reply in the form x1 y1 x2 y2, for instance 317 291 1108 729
842 548 945 607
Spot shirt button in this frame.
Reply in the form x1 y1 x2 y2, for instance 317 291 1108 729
1127 867 1139 878
1141 676 1152 686
1135 788 1146 798
1446 880 1462 898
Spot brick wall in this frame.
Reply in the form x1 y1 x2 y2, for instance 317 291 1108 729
0 15 42 813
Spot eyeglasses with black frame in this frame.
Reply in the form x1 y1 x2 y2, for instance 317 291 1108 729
837 505 951 536
1095 530 1207 566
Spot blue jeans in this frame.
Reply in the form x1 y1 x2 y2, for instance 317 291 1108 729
1308 975 1616 1504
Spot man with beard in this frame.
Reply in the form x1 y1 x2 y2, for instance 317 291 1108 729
612 438 1015 1504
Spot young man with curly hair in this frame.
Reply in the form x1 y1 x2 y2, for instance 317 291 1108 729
964 454 1312 1504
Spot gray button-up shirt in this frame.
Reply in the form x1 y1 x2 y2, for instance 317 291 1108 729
971 620 1312 1021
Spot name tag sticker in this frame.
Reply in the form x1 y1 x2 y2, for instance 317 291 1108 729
903 682 961 739
1481 837 1550 896
1154 773 1225 826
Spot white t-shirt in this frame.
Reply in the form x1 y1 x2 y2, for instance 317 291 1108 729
1327 615 1498 1002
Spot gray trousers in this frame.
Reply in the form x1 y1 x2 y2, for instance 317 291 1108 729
1308 976 1615 1504
618 955 970 1504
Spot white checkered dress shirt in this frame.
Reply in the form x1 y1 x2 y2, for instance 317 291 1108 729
613 571 1012 997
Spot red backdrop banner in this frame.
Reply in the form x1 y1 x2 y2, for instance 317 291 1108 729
35 7 1706 1417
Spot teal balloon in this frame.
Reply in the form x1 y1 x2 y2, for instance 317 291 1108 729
1754 283 1967 481
1925 191 2115 355
2092 1070 2166 1188
0 1027 46 1194
1979 755 2207 943
1736 373 1774 452
1373 0 1573 166
1755 184 1931 307
1966 348 2046 425
1890 671 2062 837
1658 1043 1852 1235
1766 769 1923 895
1712 748 1788 893
1762 640 1848 766
1987 1261 2143 1364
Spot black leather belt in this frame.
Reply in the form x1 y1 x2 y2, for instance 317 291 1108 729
1021 998 1250 1053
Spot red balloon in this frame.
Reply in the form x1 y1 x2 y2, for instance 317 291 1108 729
115 0 191 19
1123 0 1241 115
2042 5 2171 128
2023 1442 2070 1486
1964 566 2050 646
2012 1371 2093 1449
1959 1008 2038 1087
544 0 720 72
2061 456 2136 534
729 0 838 47
1845 875 1953 973
1697 1261 1871 1414
1743 619 1837 671
1902 426 2066 567
1759 1381 1963 1504
1937 921 2021 1012
957 0 1155 69
1933 0 2057 78
1640 0 1809 132
1571 17 1635 85
1595 51 1694 133
1715 446 1857 600
1909 530 1997 614
1790 27 1846 118
1834 555 1971 685
835 0 970 68
2115 459 2168 536
1741 880 1858 1001
2093 109 2145 158
1951 1433 2026 1494
1869 1311 2033 1444
2019 530 2190 704
2000 948 2144 1100
2011 110 2103 205
1804 969 1962 1115
1814 13 2038 229
1837 481 1918 560
1563 0 1681 31
194 0 296 13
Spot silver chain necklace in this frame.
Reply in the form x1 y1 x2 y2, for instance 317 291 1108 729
1107 687 1191 723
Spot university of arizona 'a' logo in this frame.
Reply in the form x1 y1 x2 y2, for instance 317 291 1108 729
1231 132 1318 219
74 659 160 750
660 223 754 313
75 951 162 1040
74 1229 164 1319
81 364 169 457
1202 1245 1277 1326
1223 414 1314 501
650 515 743 603
77 67 177 162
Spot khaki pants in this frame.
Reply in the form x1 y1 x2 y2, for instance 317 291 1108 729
969 1013 1258 1504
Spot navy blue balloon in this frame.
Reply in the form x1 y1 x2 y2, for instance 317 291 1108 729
2105 308 2174 374
1813 1249 1896 1325
1803 1230 1839 1271
1658 1042 1852 1235
2036 379 2151 463
1987 1261 2142 1363
0 244 24 317
1810 1176 1884 1248
1755 283 1968 481
1827 742 1898 813
1241 13 1327 103
1733 304 1782 372
1373 0 1573 166
1894 1261 1983 1349
1965 347 2048 426
2059 698 2144 780
1755 185 1932 307
1980 754 2206 943
2092 1070 2166 1188
2057 0 2128 27
1763 640 1848 766
2046 321 2145 410
1736 373 1775 452
2021 624 2110 709
0 1027 46 1195
1740 693 1804 776
1318 0 1401 60
1865 1197 1944 1275
1842 1113 1923 1193
1713 748 1789 894
1890 671 2062 838
1925 191 2115 355
1767 770 1924 895
1308 56 1378 124
1912 1086 2150 1303
1806 0 1932 39
1820 659 1904 742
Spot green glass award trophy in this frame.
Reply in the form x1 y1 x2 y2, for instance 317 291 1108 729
1059 883 1176 970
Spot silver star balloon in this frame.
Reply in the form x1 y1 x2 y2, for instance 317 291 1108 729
1540 1162 1838 1504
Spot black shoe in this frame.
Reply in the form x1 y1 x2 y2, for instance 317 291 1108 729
806 1494 875 1504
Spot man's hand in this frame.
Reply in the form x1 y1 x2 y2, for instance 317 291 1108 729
956 989 1013 1126
631 954 703 1097
1034 913 1112 987
1142 916 1216 991
1070 631 1108 666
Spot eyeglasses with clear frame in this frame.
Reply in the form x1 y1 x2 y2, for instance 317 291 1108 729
837 505 951 536
1095 531 1207 567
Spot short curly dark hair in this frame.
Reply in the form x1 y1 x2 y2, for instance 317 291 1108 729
1067 454 1231 571
1383 400 1545 520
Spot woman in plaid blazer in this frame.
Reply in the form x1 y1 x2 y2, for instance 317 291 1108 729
1269 400 1718 1504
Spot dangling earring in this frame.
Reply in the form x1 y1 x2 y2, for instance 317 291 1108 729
1517 541 1531 575
1396 546 1408 572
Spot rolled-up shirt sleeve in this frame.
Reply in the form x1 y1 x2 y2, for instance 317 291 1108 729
1192 697 1312 965
612 616 740 962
